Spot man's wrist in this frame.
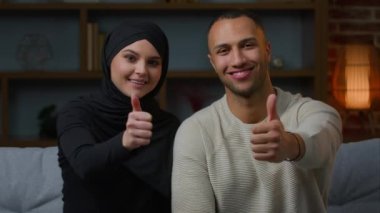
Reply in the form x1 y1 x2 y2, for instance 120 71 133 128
285 132 304 162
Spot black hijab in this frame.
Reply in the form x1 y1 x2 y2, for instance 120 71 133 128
57 21 179 205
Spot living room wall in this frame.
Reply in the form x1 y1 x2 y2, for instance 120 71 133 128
328 0 380 141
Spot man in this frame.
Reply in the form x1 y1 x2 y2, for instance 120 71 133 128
172 10 342 213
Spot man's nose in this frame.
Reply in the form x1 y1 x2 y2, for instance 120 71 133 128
231 49 246 67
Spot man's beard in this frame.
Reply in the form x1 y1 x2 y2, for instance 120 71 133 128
221 64 268 99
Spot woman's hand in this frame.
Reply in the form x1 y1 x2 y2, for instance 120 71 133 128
122 94 153 150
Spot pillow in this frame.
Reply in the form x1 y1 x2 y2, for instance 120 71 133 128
0 146 63 213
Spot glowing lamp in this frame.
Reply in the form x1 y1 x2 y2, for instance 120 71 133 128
332 44 380 110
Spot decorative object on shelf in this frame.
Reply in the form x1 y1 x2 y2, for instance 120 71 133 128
271 56 284 70
16 33 53 71
332 44 380 136
38 104 57 139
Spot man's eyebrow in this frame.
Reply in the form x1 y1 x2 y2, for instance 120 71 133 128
212 43 229 52
239 37 257 44
212 37 258 51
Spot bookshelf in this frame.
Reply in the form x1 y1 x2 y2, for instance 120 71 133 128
0 0 328 146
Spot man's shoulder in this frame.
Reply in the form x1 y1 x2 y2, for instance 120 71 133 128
277 87 339 117
180 98 224 128
277 87 332 109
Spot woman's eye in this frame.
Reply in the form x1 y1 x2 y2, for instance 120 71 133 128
148 60 160 67
124 54 137 63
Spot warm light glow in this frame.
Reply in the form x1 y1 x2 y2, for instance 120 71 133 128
344 45 371 109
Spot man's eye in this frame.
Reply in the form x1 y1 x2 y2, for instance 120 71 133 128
244 42 255 48
217 48 228 55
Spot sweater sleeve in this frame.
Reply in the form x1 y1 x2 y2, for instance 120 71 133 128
292 100 342 169
172 118 216 213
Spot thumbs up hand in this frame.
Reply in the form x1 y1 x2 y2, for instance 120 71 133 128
250 94 295 163
122 94 153 150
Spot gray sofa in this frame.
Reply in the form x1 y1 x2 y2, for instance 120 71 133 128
328 137 380 213
0 146 63 213
0 138 379 213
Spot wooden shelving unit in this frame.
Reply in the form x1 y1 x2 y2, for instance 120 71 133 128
0 1 328 146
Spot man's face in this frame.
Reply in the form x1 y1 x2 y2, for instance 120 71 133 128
207 16 271 98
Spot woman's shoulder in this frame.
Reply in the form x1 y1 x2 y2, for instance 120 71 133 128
57 94 98 122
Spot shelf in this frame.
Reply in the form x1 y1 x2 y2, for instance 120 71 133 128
0 71 102 79
0 70 315 80
0 2 316 11
270 70 316 78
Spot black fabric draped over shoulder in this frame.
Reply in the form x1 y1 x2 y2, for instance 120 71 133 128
56 21 180 213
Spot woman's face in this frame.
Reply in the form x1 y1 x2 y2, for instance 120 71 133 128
110 39 162 98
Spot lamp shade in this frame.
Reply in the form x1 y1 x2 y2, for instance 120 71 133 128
332 44 380 110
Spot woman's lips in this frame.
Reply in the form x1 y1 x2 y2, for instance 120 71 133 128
129 79 147 86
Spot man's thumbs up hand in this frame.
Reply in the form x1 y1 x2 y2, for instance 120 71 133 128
251 93 289 163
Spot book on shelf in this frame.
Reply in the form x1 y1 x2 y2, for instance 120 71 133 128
86 22 105 72
87 22 94 72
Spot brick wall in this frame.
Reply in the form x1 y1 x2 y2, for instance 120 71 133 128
328 0 380 141
328 0 380 107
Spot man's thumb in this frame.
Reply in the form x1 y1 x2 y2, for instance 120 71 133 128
267 94 278 121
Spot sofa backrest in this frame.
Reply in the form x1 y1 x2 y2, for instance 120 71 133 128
328 138 380 212
0 146 63 213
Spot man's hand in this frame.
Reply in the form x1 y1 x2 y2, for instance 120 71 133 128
122 94 153 150
250 94 298 162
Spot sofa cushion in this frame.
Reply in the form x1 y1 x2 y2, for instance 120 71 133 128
0 146 63 213
328 138 380 213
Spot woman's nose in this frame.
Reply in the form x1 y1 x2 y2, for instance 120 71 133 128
135 60 147 75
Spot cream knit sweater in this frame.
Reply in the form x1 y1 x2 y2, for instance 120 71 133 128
172 88 342 213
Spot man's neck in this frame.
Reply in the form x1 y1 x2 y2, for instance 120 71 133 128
226 87 275 124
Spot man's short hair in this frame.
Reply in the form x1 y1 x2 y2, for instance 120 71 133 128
207 9 265 35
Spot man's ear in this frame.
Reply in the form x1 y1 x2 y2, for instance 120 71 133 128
208 54 216 72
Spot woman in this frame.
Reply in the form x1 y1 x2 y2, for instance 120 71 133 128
57 21 180 213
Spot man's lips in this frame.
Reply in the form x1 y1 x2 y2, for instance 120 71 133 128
227 69 251 80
